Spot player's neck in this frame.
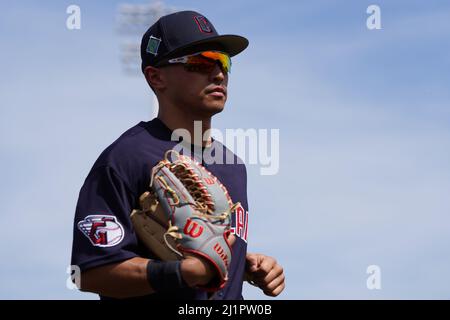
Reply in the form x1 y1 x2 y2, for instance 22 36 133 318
157 107 212 147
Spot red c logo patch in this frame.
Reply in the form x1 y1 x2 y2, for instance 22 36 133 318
194 15 212 33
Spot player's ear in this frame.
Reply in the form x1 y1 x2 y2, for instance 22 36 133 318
144 66 166 91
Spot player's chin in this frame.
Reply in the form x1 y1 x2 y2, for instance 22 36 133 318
201 97 226 114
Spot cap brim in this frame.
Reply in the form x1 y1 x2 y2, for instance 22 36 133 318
162 34 249 60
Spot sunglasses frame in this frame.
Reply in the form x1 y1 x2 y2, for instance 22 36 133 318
157 50 231 74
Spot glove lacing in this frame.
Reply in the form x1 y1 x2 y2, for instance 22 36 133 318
150 149 240 257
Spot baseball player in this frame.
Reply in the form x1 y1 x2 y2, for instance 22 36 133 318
71 10 285 300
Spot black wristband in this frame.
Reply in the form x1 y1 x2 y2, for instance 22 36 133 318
146 260 188 293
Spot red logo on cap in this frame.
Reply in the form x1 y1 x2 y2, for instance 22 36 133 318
194 15 212 33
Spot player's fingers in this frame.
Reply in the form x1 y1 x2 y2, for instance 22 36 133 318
264 281 285 297
258 264 283 285
227 233 236 247
245 253 262 272
252 256 276 277
264 272 285 293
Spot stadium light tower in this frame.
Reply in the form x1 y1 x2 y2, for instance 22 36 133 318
116 1 179 117
116 1 179 75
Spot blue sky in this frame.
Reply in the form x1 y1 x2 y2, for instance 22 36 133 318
1 0 450 299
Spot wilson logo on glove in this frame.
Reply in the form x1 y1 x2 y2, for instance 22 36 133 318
183 219 204 238
213 242 230 268
204 177 215 185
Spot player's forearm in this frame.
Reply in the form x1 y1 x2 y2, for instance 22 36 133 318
80 256 212 298
80 257 154 298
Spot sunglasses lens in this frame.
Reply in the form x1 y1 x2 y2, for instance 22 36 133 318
167 51 231 73
183 54 216 73
184 63 215 73
199 51 231 73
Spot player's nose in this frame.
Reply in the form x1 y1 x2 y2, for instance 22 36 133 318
210 62 226 83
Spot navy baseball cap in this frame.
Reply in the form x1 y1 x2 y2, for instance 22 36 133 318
140 10 249 73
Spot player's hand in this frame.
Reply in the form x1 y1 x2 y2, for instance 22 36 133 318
245 253 285 297
181 233 236 287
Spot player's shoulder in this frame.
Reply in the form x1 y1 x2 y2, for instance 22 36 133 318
87 119 173 187
94 121 151 167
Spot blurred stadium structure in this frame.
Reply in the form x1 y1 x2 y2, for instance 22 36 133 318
116 1 180 117
116 1 179 75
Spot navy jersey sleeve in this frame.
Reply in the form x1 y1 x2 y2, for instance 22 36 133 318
71 165 140 271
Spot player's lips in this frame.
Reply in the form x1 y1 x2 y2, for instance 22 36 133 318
206 86 226 97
